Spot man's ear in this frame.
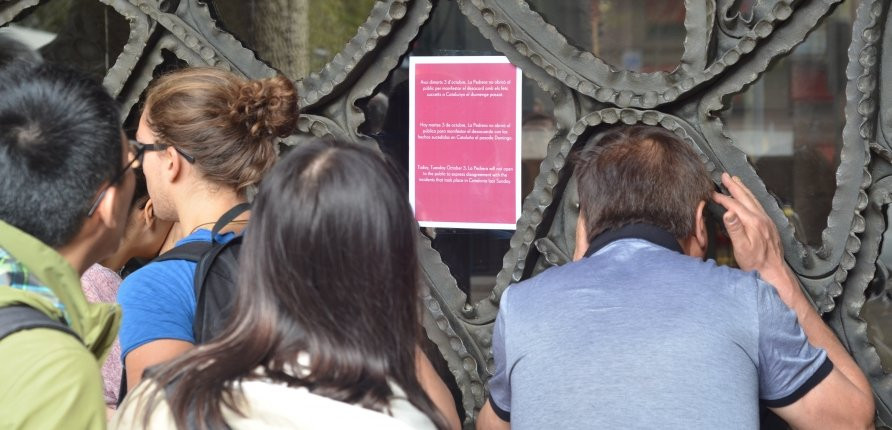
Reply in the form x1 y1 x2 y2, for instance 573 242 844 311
679 201 709 258
573 213 589 261
95 185 123 231
694 200 708 251
142 199 156 229
163 146 182 183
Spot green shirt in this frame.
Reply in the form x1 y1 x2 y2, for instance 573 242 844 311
0 220 120 429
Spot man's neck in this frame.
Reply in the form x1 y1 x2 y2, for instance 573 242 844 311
584 224 684 258
173 185 248 235
56 242 94 276
55 218 117 276
99 246 133 273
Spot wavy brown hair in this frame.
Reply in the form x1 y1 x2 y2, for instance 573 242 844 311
143 67 297 192
140 139 449 430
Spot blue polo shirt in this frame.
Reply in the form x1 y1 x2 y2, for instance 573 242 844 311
117 229 235 360
487 224 831 429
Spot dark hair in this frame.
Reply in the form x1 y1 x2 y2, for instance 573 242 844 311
0 62 121 247
0 34 42 69
144 67 298 193
574 125 713 241
144 139 449 430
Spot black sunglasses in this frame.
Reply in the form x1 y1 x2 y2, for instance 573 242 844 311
85 141 146 217
129 139 196 164
85 140 196 217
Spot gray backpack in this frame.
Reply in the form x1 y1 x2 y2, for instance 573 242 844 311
0 305 80 342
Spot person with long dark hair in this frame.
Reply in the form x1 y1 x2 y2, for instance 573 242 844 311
113 140 451 429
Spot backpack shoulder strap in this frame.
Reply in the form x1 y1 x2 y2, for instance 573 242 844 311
153 241 212 263
191 235 242 344
211 203 251 242
154 201 249 262
0 305 80 342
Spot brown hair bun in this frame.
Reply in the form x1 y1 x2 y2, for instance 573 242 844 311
144 68 300 192
230 75 298 139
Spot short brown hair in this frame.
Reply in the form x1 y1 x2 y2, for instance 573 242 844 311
574 125 713 241
144 67 298 192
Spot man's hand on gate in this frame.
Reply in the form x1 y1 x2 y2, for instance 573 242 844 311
711 172 787 282
713 172 876 430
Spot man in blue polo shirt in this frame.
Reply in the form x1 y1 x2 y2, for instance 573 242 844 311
477 125 874 429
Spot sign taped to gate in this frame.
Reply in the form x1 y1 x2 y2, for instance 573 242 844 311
409 56 522 229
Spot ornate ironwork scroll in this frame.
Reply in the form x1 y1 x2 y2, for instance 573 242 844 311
3 0 892 427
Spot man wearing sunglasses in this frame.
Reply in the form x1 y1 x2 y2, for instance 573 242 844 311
0 59 136 428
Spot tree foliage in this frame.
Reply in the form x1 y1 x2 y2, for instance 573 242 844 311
307 0 377 72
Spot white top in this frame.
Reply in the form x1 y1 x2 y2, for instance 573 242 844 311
112 374 436 429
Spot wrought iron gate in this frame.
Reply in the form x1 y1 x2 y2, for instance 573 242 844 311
2 0 891 427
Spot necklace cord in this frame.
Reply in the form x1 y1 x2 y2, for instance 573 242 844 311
189 219 248 235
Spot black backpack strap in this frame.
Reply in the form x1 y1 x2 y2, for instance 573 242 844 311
190 203 248 343
0 305 80 342
117 366 128 407
212 203 251 241
191 235 242 344
153 241 211 263
153 201 249 264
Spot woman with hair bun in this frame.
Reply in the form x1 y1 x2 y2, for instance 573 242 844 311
117 67 298 393
113 139 452 429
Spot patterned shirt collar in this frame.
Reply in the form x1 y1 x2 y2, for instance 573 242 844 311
0 246 70 323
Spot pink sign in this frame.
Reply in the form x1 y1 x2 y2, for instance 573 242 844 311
409 56 521 229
